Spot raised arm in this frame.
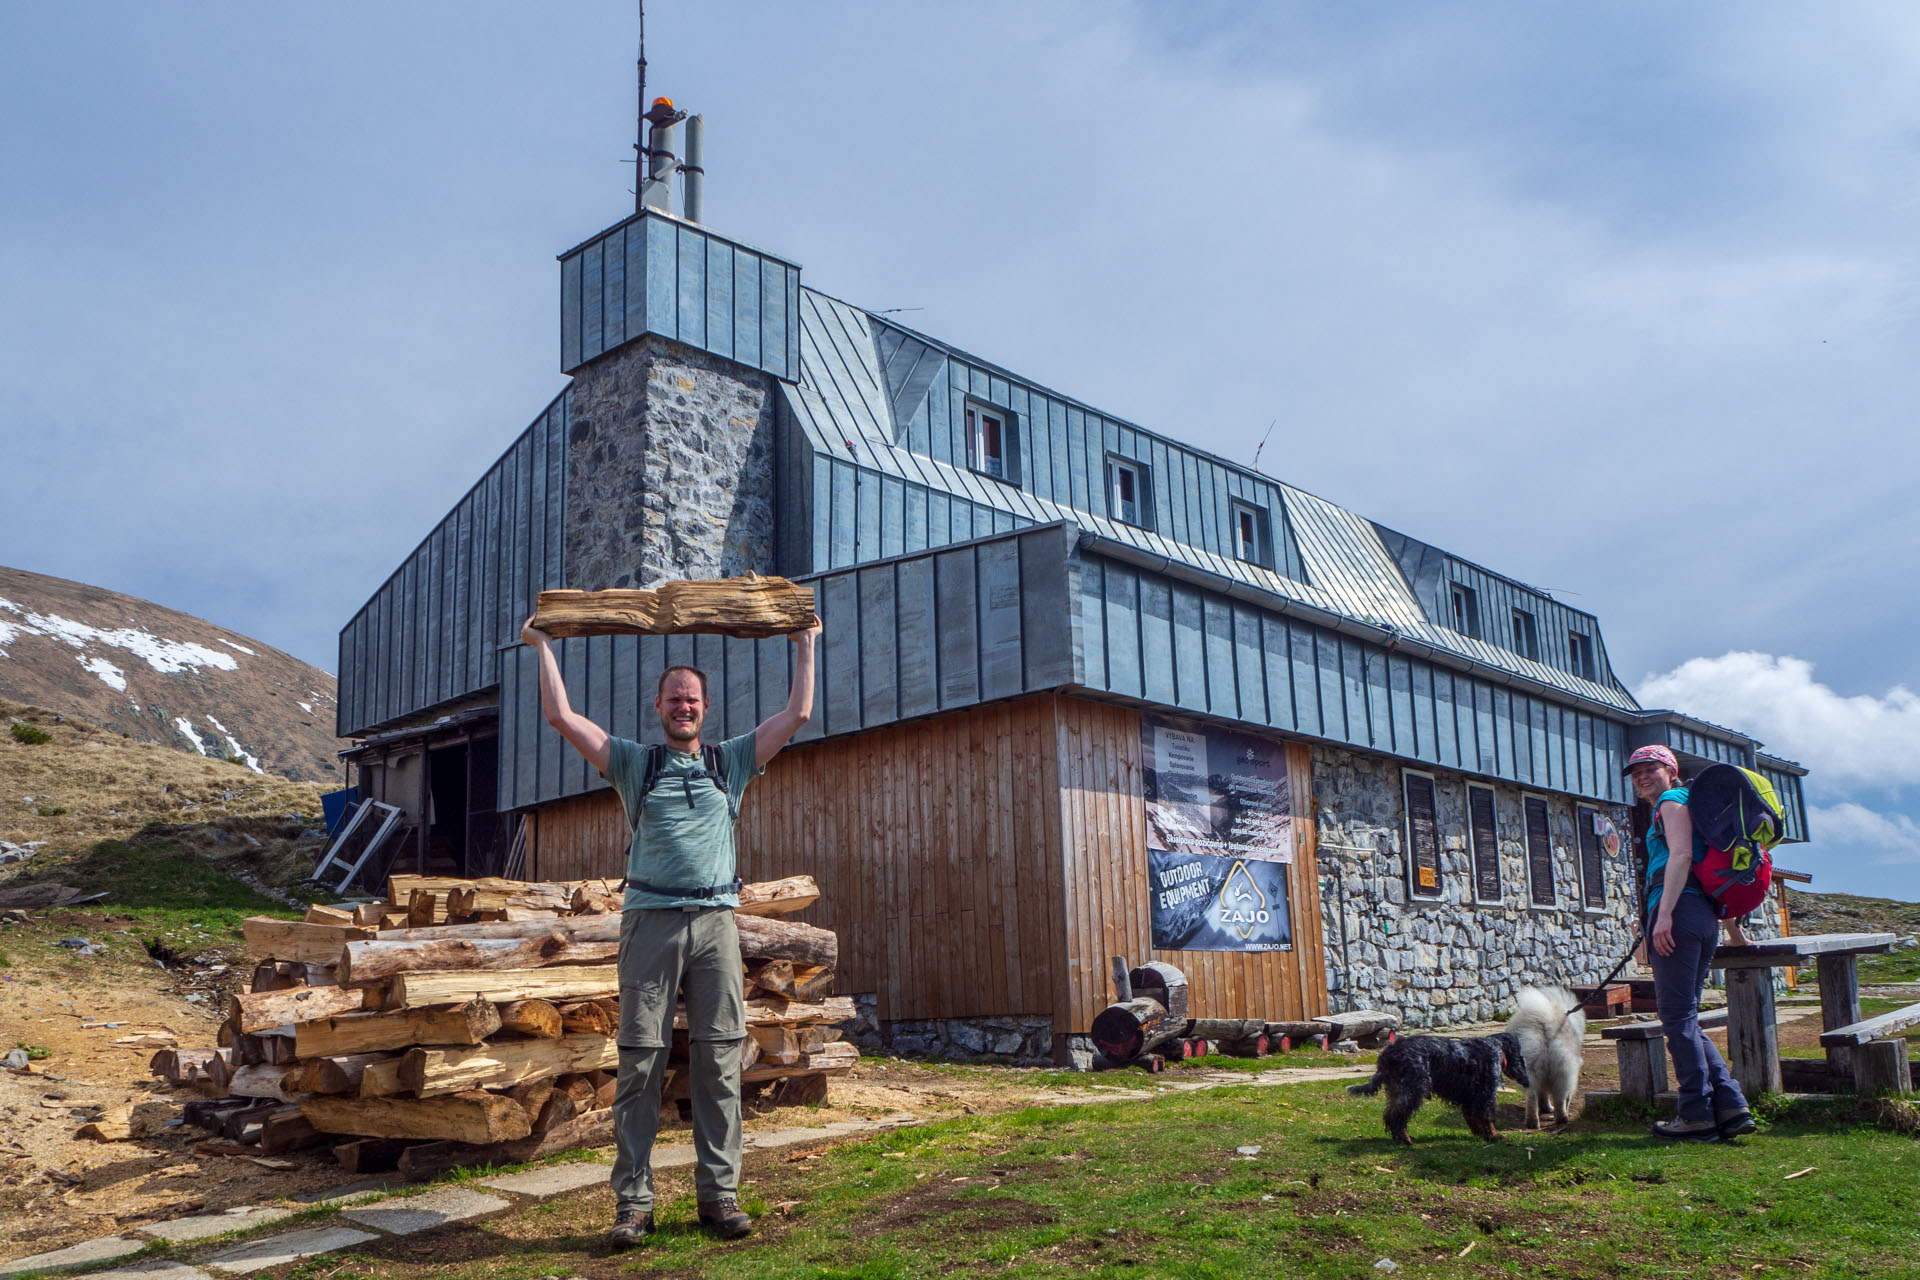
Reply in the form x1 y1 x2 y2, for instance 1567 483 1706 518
755 619 822 767
521 618 611 774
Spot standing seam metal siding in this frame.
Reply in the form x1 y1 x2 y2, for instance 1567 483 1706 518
1072 548 1634 806
336 393 568 738
496 523 1080 811
559 212 800 382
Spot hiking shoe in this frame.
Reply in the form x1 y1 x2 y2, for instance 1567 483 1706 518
1717 1108 1757 1139
698 1195 753 1239
1651 1117 1722 1143
607 1208 654 1247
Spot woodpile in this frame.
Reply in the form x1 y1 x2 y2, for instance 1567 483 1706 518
530 574 817 640
1089 957 1398 1070
152 874 852 1178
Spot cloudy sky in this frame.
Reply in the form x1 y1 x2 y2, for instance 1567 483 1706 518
3 3 1916 898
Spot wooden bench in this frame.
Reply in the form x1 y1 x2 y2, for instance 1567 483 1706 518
1573 983 1631 1018
1818 1000 1920 1094
1601 1011 1728 1100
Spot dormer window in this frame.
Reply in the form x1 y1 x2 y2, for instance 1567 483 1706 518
1511 607 1540 661
1568 630 1596 681
1449 583 1481 639
964 401 1020 485
1105 456 1151 528
1231 500 1271 567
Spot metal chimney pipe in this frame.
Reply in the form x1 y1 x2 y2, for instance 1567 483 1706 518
682 114 705 223
640 98 684 213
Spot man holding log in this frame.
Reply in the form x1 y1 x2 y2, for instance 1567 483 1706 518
520 615 821 1243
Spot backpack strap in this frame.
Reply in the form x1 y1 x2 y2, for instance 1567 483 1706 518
702 744 738 821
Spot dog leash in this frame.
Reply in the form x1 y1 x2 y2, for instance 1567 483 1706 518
1550 947 1638 1033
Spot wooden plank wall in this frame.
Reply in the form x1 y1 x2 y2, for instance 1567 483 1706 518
530 695 1072 1026
1053 697 1328 1033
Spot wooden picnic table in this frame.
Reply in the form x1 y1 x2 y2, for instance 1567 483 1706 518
1710 931 1896 1096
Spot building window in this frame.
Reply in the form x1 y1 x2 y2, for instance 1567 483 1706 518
1568 630 1596 681
1105 456 1152 528
1449 583 1481 639
1231 501 1271 567
1576 806 1609 909
1404 770 1443 899
1523 795 1556 907
1511 608 1540 661
965 401 1019 484
1468 785 1501 904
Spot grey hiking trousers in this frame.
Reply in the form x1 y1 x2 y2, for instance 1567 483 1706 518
610 906 747 1213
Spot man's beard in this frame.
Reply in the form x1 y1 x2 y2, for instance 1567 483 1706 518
662 715 702 743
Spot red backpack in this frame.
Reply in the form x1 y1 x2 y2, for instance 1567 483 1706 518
1657 766 1781 920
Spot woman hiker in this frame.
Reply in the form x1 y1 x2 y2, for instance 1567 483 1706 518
1627 744 1757 1142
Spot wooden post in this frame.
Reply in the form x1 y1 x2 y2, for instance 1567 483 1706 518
1110 956 1132 1004
1725 968 1782 1097
1817 953 1861 1082
1616 1035 1667 1102
1853 1039 1912 1095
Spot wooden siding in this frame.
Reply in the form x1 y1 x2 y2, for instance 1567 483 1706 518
529 692 1327 1034
496 523 1081 813
1072 549 1635 805
1053 698 1328 1032
559 212 800 381
336 393 567 737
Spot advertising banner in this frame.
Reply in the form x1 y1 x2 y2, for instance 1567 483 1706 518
1142 714 1294 952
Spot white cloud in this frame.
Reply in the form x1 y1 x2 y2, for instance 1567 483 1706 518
1636 652 1920 789
1808 803 1920 868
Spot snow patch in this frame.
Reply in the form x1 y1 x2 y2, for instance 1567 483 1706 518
206 714 230 735
0 602 239 675
220 735 263 774
298 701 314 714
218 638 256 656
174 718 207 753
79 655 127 691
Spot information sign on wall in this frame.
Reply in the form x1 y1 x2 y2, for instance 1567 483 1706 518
1142 714 1293 952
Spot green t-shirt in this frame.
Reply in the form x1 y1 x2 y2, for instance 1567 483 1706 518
602 732 762 911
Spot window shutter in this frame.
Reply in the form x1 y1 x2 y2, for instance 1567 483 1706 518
1525 796 1555 906
1469 785 1500 902
1578 807 1607 908
1405 773 1442 898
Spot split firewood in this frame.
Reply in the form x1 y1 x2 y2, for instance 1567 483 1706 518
77 1105 134 1142
400 1033 620 1097
294 1002 501 1058
352 903 388 928
531 575 817 641
496 999 564 1038
505 1078 556 1126
228 984 365 1034
675 996 855 1030
393 968 616 1009
300 1091 533 1144
242 917 375 966
748 1026 801 1066
737 875 821 918
340 932 619 985
261 1108 326 1154
791 965 835 1002
226 1063 306 1104
532 1088 576 1134
355 902 836 969
358 1059 409 1097
747 960 795 999
304 904 355 926
394 1107 615 1181
407 891 449 928
289 1053 395 1096
558 1000 617 1036
553 1074 599 1111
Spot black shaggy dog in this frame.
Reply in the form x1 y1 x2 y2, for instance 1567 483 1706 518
1346 1033 1530 1146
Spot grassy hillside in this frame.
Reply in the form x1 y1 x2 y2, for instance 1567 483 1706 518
1785 885 1920 983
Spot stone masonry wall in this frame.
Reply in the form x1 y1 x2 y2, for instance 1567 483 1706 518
1311 744 1782 1028
836 995 1055 1067
564 334 776 590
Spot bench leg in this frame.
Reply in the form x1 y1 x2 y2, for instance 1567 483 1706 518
1726 968 1783 1097
1817 954 1861 1082
1616 1036 1667 1102
1853 1039 1913 1095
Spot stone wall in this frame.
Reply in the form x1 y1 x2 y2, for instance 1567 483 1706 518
836 994 1055 1067
1311 744 1782 1028
564 334 776 591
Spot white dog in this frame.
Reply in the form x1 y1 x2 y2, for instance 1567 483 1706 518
1504 985 1586 1129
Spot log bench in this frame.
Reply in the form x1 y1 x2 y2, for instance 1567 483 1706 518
1818 1000 1920 1094
1600 1010 1728 1101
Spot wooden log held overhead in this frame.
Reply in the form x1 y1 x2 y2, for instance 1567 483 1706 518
1089 997 1180 1064
531 574 817 640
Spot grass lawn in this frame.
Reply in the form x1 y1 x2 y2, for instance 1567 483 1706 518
290 1077 1920 1280
1779 997 1920 1060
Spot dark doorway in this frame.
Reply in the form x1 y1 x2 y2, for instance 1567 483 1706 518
428 745 470 874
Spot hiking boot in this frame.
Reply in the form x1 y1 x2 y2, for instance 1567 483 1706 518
1717 1108 1757 1139
1651 1116 1722 1143
607 1208 654 1247
698 1195 753 1239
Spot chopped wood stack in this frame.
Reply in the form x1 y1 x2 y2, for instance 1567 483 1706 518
531 573 817 640
152 874 851 1177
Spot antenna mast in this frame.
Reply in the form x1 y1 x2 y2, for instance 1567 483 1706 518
634 0 649 214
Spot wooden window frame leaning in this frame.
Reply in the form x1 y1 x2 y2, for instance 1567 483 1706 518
1574 804 1610 913
1104 454 1153 531
1401 768 1445 902
1229 499 1272 569
964 399 1020 487
1521 791 1558 910
1466 783 1503 907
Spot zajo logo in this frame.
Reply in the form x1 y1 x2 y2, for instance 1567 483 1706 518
1214 859 1271 939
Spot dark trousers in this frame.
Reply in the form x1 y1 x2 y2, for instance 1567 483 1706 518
1650 891 1749 1123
